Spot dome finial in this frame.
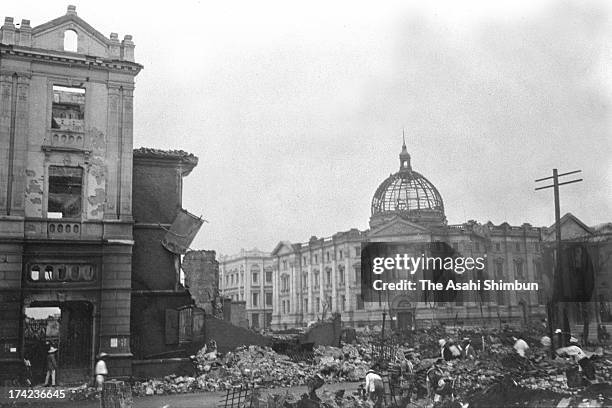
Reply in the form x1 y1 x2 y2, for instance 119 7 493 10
399 130 411 171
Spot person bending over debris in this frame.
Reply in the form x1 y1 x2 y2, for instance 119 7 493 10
512 336 529 358
365 367 385 408
556 338 596 381
448 340 463 359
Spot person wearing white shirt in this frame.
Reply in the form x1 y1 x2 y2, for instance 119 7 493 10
512 337 529 357
365 368 384 407
95 352 108 392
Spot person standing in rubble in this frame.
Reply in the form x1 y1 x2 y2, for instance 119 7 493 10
95 353 108 392
43 346 58 387
439 339 461 361
439 339 452 361
462 338 476 359
426 361 444 399
365 366 385 408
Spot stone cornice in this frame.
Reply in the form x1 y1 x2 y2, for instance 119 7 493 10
0 44 142 74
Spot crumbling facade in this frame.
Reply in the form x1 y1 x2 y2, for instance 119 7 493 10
183 250 219 313
130 148 199 359
0 6 141 381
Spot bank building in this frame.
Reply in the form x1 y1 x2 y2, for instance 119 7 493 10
220 141 611 331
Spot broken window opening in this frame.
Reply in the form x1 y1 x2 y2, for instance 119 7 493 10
51 86 85 132
63 30 78 52
48 166 83 219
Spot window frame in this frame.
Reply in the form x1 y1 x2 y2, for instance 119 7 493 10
46 165 84 219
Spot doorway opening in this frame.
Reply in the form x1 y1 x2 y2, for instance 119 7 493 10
24 301 93 385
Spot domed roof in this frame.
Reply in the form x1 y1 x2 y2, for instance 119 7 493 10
370 140 445 227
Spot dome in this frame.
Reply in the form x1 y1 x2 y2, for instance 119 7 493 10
370 140 445 227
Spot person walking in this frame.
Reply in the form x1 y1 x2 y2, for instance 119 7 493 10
43 346 58 386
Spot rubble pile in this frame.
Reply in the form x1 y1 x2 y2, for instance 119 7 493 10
314 345 371 381
134 376 199 396
130 343 375 396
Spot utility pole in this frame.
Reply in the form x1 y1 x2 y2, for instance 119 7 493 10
535 169 582 357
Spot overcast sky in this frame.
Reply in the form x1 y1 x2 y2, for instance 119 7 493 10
8 0 612 256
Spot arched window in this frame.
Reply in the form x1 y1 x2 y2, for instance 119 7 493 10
30 265 40 281
63 30 78 52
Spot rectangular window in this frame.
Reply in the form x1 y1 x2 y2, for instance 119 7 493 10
515 261 524 279
515 243 521 252
496 262 504 278
265 292 272 307
252 292 259 307
252 272 258 284
282 301 286 314
341 295 346 311
495 243 501 251
315 297 320 312
356 295 364 310
326 252 330 262
48 166 83 219
251 313 259 329
304 298 308 312
314 254 318 264
265 270 272 283
51 85 85 132
339 250 343 260
355 247 361 257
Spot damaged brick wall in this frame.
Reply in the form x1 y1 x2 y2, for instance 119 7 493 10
130 292 194 359
132 160 182 224
182 250 219 312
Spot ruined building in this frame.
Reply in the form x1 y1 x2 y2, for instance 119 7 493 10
0 7 201 382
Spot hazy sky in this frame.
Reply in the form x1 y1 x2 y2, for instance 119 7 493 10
7 1 612 256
